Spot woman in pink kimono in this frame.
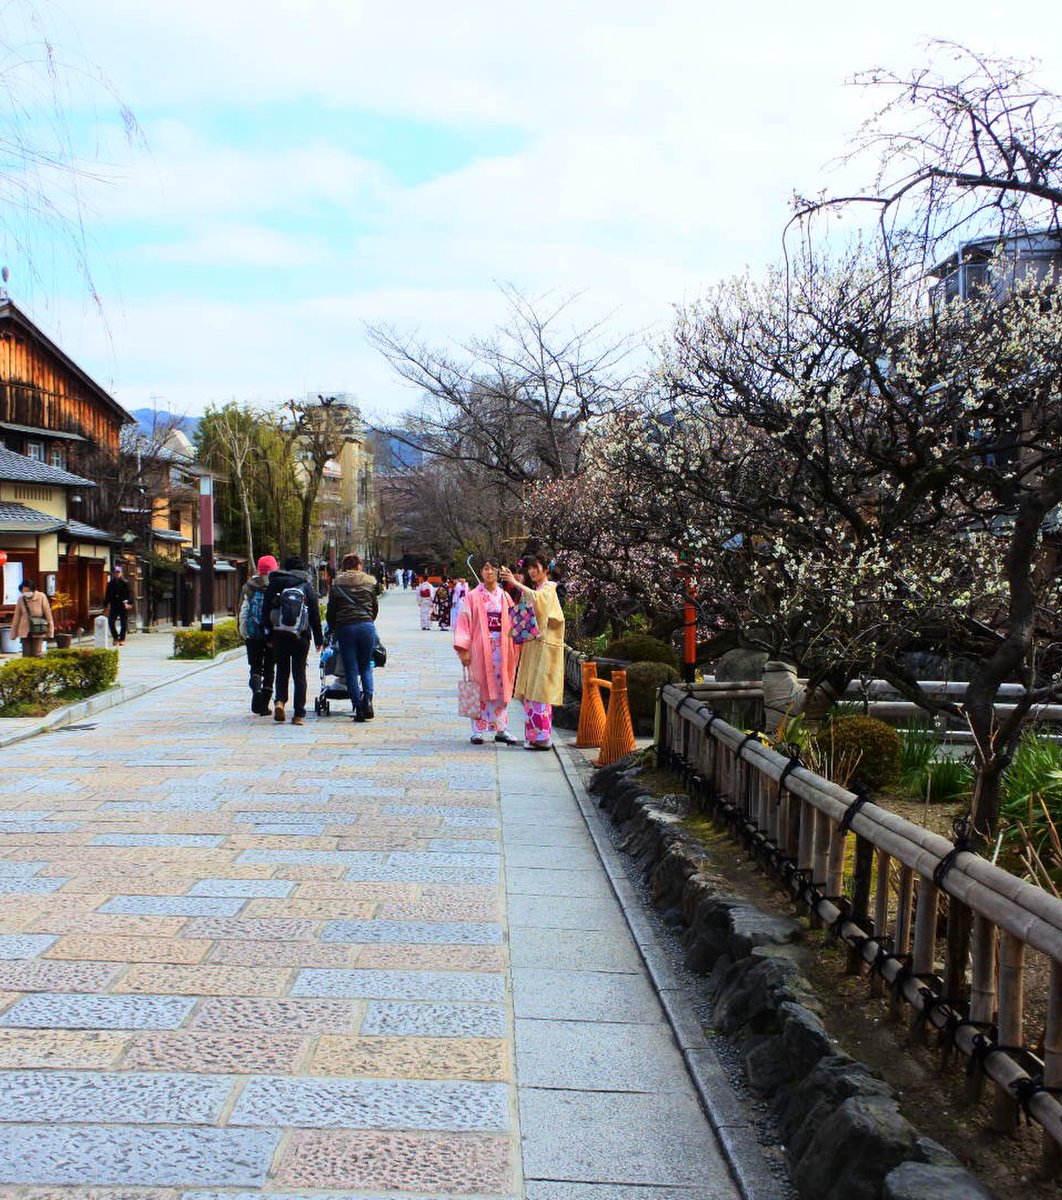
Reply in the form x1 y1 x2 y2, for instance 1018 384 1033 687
452 558 521 745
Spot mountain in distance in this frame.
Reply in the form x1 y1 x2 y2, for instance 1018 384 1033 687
130 407 200 440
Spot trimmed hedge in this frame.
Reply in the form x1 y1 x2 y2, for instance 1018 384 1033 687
0 648 119 713
173 619 243 660
623 661 680 721
819 714 902 790
214 619 242 652
602 632 678 668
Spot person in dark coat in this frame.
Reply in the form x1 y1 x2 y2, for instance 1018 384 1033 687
104 565 132 645
326 553 379 722
262 555 323 726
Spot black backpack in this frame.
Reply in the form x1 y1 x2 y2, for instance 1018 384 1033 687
272 586 309 636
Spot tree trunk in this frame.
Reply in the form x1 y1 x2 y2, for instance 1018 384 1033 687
300 493 314 565
234 464 255 566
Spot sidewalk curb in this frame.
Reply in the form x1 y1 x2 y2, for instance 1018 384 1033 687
556 743 785 1200
0 646 247 750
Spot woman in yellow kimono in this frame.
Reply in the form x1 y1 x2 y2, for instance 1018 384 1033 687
500 555 565 750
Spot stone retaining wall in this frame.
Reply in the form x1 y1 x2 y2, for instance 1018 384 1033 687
589 759 996 1200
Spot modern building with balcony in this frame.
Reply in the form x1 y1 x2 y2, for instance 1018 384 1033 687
928 230 1062 311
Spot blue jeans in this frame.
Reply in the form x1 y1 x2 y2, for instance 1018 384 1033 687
337 621 375 710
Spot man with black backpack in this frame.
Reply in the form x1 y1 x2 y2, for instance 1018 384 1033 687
238 554 278 716
262 555 323 726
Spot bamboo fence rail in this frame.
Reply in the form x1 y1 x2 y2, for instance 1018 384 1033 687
658 683 1062 1169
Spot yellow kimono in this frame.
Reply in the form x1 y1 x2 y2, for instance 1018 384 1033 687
513 581 566 706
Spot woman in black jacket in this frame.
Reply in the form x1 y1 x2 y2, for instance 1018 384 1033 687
326 553 379 722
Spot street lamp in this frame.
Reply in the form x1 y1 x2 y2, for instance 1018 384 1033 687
199 474 215 632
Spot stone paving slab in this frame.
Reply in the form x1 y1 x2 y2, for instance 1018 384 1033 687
0 591 745 1197
0 1125 279 1187
230 1075 510 1131
519 1088 734 1187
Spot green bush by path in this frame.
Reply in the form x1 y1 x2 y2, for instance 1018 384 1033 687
173 619 243 660
0 648 119 717
173 629 217 659
623 661 680 721
601 633 678 668
213 619 242 652
820 714 902 791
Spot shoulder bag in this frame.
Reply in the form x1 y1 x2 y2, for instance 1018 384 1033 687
21 598 49 637
509 595 540 645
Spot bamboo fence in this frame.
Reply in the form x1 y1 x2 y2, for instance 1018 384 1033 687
658 683 1062 1171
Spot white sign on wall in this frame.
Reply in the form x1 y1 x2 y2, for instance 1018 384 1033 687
3 561 24 605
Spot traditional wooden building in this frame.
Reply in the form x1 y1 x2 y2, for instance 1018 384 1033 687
0 299 135 476
0 447 118 642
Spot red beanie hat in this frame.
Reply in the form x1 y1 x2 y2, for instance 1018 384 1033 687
257 555 279 574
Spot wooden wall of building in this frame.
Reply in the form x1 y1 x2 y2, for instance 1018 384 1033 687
0 327 123 454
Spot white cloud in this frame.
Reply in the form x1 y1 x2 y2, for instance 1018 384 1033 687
10 0 1062 417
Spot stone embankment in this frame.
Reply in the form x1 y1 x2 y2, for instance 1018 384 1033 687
589 759 996 1200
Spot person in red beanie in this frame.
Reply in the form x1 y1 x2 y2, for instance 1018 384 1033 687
238 554 279 715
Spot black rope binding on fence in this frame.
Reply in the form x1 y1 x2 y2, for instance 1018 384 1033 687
1011 1078 1062 1122
735 731 760 758
839 785 872 835
777 753 801 804
932 815 974 890
825 895 852 939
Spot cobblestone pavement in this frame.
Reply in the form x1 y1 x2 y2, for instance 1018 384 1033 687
0 591 740 1199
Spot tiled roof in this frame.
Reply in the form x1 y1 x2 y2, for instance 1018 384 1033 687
152 528 190 543
64 519 121 544
0 502 65 534
0 446 95 487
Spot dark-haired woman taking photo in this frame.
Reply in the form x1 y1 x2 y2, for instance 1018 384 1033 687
499 555 565 750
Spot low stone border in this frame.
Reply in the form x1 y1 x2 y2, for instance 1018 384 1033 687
588 757 996 1200
0 646 246 750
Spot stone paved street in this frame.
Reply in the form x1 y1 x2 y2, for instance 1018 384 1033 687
0 590 741 1199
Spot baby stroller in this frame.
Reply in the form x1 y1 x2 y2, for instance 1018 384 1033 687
314 632 349 716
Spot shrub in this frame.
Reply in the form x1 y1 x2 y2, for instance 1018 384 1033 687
213 619 243 652
601 633 677 668
173 630 217 659
622 661 680 721
818 714 902 790
0 648 118 714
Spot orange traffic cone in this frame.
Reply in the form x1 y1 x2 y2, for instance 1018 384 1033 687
575 660 607 749
594 668 636 768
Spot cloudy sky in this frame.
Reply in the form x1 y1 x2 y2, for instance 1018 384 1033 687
3 0 1060 423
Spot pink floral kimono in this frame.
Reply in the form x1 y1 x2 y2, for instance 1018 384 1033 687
452 583 518 734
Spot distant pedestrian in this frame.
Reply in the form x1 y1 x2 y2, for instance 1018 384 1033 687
326 553 379 722
263 555 323 726
404 568 413 589
453 558 520 745
433 578 453 631
416 578 435 630
104 565 132 646
500 554 565 750
451 577 469 627
11 579 53 657
238 555 277 715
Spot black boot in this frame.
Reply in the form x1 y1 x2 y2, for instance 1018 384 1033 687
363 698 374 720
